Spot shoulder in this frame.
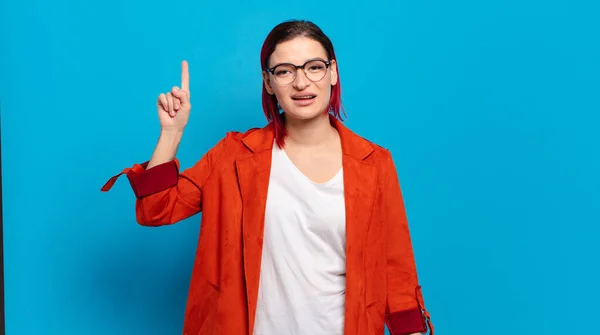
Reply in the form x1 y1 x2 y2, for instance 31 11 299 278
351 135 402 185
343 127 395 166
223 127 264 143
366 138 392 158
366 140 396 172
222 125 271 149
203 124 271 158
339 126 402 187
334 120 391 162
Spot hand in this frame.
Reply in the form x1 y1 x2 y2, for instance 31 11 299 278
157 60 191 131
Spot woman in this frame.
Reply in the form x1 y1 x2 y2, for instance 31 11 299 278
102 20 433 335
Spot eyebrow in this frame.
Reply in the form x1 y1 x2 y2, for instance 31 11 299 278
269 57 328 68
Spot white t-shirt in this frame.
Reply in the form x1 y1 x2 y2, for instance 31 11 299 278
253 143 347 335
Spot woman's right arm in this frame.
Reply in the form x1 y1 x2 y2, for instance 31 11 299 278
101 60 224 226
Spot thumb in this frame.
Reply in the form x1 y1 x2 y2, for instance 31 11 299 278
172 87 190 109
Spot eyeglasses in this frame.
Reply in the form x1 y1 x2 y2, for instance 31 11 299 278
266 59 331 85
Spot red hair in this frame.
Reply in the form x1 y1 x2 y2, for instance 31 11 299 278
260 20 345 148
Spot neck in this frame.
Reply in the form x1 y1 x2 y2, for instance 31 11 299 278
283 112 338 147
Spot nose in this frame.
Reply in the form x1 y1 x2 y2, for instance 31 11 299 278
292 68 310 89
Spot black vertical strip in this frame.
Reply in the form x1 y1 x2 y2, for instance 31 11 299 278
0 104 5 335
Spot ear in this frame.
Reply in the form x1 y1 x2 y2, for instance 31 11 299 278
262 70 275 95
329 59 338 86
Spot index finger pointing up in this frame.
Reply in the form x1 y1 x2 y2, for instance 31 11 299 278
181 60 190 93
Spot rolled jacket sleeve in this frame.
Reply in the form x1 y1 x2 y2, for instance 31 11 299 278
101 134 229 226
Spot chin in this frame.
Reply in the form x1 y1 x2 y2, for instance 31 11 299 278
281 102 330 121
285 110 323 121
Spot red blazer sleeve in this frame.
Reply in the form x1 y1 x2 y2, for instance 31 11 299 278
101 135 228 226
382 152 434 335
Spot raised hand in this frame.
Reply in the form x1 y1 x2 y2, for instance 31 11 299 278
157 60 191 131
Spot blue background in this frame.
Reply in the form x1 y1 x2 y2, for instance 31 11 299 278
1 0 599 334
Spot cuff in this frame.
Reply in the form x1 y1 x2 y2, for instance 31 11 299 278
385 307 427 335
128 160 179 198
101 160 179 198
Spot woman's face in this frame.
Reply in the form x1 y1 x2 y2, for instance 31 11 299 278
263 36 338 122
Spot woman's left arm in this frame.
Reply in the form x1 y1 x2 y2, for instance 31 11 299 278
381 151 434 335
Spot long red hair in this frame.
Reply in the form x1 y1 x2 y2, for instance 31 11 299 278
260 20 345 148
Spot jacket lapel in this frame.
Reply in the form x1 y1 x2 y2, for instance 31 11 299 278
235 125 274 335
331 118 379 333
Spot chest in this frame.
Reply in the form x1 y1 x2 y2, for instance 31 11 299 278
283 144 342 184
264 147 347 253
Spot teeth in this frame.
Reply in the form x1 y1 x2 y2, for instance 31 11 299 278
294 95 315 99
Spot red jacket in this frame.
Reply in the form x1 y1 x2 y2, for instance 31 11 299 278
102 118 433 335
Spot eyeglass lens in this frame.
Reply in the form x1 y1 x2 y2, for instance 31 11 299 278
272 60 328 85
